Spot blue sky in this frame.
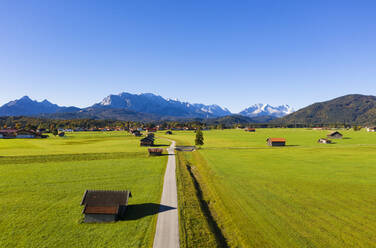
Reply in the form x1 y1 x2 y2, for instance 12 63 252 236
1 0 375 112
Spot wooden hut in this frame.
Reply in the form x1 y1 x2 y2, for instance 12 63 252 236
131 130 142 137
140 136 154 146
367 127 376 132
245 128 256 132
81 190 132 223
148 148 163 156
327 131 343 139
318 138 331 144
266 138 286 146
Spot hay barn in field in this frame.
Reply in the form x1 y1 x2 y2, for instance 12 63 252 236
140 136 154 146
267 138 286 146
81 190 132 223
245 128 256 132
327 131 343 139
318 138 331 144
367 127 376 132
148 148 163 156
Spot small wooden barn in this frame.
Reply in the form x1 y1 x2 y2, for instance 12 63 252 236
245 128 256 132
81 190 132 223
130 130 142 136
148 148 163 156
267 138 286 146
318 138 331 144
140 136 154 146
367 127 376 132
327 131 343 139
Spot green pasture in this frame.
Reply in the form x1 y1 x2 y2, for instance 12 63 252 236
0 131 167 156
161 129 376 248
0 132 169 248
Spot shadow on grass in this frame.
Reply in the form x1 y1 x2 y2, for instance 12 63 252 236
153 144 170 147
121 203 175 221
342 137 351 139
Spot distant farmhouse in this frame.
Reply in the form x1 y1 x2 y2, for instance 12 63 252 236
140 134 155 146
327 131 343 139
130 130 142 137
0 129 47 139
367 127 376 132
245 128 256 132
148 148 163 156
146 127 157 133
267 138 286 146
318 138 332 144
81 190 132 223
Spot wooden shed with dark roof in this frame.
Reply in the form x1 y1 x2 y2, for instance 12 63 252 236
140 136 154 146
81 190 132 223
327 131 343 139
267 138 286 146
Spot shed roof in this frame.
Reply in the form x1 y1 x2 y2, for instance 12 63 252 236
267 138 286 142
328 131 342 136
81 190 131 206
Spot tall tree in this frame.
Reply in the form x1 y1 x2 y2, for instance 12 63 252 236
195 128 204 146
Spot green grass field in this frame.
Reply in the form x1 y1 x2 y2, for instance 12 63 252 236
0 132 168 248
161 129 376 248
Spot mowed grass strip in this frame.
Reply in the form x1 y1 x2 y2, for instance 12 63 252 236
176 151 222 248
0 132 169 248
160 129 376 248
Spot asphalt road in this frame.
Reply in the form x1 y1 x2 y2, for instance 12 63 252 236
153 140 180 248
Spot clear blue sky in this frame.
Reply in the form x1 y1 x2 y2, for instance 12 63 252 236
1 0 375 112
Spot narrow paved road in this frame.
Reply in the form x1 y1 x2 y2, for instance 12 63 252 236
153 140 180 248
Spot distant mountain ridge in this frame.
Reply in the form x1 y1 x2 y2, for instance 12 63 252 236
239 103 294 118
0 93 292 121
0 96 80 116
274 94 376 125
93 92 232 118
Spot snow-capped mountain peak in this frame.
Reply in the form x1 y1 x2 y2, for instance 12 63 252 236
239 104 294 118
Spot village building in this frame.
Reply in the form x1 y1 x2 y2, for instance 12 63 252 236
327 131 343 139
148 148 163 156
81 190 132 223
140 136 154 146
245 128 256 132
0 129 47 139
266 138 286 146
146 127 157 133
367 127 376 132
0 129 18 138
318 138 332 144
130 130 142 137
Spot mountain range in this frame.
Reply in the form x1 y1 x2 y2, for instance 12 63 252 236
0 93 292 121
4 93 376 125
275 94 376 125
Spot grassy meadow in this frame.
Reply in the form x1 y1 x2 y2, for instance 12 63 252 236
161 129 376 248
0 131 168 248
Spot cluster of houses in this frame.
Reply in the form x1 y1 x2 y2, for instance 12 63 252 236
0 129 48 139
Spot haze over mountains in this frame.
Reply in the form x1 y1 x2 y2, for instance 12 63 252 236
0 92 292 121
